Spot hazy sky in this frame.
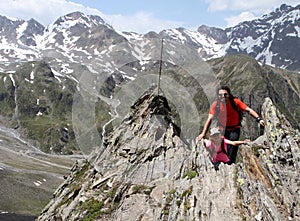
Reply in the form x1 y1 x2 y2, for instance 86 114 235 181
0 0 298 33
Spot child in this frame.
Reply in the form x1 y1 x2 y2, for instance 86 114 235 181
203 127 250 170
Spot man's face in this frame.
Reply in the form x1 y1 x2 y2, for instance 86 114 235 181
218 89 229 103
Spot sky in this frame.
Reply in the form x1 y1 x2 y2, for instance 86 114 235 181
0 0 299 33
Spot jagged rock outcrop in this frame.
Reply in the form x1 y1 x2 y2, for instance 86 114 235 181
236 97 300 220
37 92 299 221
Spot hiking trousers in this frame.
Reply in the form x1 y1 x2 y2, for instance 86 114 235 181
224 128 240 164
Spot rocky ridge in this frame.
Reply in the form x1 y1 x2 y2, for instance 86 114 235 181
37 90 300 221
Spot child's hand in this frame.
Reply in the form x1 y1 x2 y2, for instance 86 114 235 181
205 151 209 157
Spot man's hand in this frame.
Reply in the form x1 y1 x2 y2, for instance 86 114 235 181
258 119 265 126
197 133 205 141
243 139 251 144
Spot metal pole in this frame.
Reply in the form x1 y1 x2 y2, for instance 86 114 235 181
157 38 163 96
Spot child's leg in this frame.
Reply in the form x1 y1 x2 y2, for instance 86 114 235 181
213 162 221 171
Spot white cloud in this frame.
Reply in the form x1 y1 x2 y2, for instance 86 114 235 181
104 12 183 33
0 0 182 33
204 0 230 12
0 0 102 25
203 0 299 27
225 12 257 27
203 0 299 12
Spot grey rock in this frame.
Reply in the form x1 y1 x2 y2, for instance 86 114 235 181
37 93 299 221
236 97 300 221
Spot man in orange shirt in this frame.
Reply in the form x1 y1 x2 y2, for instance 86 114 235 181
198 85 265 164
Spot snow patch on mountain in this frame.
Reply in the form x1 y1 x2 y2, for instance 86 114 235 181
0 4 299 73
16 22 28 42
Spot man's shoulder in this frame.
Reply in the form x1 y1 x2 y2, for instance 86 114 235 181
233 97 248 110
233 97 242 102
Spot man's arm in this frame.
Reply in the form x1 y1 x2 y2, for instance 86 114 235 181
197 114 214 140
245 107 265 126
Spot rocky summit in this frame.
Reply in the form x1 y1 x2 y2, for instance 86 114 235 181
37 91 299 221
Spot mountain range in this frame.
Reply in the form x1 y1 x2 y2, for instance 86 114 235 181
0 3 298 150
0 3 298 154
0 4 300 72
0 3 299 219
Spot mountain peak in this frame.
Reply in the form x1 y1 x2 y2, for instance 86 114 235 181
197 25 227 44
64 11 86 20
263 3 299 21
52 11 106 29
278 3 293 12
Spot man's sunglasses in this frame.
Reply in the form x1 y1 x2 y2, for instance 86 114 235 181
218 93 228 97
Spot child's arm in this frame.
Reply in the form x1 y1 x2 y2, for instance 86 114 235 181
202 139 208 147
202 139 210 156
226 139 250 146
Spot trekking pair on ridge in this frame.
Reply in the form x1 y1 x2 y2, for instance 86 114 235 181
198 85 265 169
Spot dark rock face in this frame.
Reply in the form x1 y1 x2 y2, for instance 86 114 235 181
0 61 78 154
37 91 300 221
0 16 44 46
